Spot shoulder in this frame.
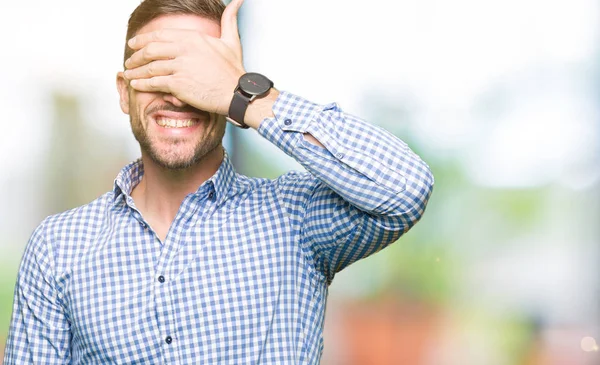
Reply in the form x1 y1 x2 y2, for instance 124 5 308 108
42 192 114 239
28 192 115 270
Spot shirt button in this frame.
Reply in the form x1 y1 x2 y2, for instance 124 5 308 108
139 221 146 228
158 275 165 283
165 336 172 344
336 153 344 159
208 192 214 200
284 119 292 126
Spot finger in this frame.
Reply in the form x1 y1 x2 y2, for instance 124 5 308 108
124 60 175 80
129 76 171 93
220 0 244 49
128 28 192 50
125 42 180 69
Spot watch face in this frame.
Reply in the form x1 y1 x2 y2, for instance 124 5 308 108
239 72 273 96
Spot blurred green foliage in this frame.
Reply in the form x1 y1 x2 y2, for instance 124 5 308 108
0 254 19 344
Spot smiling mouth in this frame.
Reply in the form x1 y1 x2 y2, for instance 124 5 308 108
155 118 199 128
150 108 211 129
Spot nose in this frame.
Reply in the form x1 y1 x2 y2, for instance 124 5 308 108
162 93 187 108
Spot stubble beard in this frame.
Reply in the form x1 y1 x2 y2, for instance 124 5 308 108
130 114 226 170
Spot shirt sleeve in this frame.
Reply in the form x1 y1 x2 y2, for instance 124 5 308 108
259 91 434 283
3 220 72 364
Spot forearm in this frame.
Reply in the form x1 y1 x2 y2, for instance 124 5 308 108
257 91 434 223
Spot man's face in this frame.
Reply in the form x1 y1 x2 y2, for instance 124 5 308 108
116 15 226 170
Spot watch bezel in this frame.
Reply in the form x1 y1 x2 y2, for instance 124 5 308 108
238 72 273 97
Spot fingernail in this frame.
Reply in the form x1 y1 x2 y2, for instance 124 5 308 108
130 80 138 86
128 37 136 47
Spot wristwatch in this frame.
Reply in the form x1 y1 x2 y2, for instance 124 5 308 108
227 72 274 129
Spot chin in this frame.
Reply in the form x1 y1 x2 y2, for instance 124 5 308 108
156 159 197 170
151 152 200 170
147 140 222 170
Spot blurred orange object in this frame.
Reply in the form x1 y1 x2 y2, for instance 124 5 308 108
329 296 441 365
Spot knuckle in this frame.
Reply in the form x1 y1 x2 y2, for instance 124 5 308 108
172 57 183 69
147 44 157 58
146 64 155 76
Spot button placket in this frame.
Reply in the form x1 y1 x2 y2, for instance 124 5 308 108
153 228 180 361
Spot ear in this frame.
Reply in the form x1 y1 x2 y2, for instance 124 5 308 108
116 72 130 114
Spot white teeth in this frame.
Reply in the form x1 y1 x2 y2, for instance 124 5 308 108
156 118 198 128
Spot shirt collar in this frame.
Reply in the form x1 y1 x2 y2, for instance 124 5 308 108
204 149 237 207
112 158 144 205
112 149 237 207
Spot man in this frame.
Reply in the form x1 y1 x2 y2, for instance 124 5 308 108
3 0 434 363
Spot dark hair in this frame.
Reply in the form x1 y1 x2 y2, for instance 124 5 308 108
124 0 226 65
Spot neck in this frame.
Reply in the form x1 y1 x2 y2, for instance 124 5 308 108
132 146 224 225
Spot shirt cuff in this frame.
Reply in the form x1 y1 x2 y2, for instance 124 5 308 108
258 91 339 158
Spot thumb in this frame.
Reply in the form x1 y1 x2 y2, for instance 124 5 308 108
220 0 244 53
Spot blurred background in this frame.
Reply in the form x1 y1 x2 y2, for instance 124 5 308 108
1 0 599 364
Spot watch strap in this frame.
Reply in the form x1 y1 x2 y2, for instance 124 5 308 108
227 90 250 129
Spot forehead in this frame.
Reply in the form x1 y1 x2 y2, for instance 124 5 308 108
136 14 221 38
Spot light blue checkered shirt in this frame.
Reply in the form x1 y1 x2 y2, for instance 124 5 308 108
4 92 433 364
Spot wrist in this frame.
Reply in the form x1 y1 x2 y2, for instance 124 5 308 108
243 88 279 129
